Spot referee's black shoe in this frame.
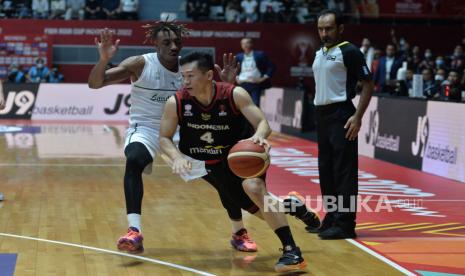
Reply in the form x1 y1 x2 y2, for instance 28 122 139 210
284 192 321 232
307 216 333 233
318 226 357 240
274 246 307 273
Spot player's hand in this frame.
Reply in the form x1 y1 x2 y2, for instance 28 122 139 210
215 53 239 84
95 28 120 62
344 115 362 141
172 157 192 175
249 136 271 153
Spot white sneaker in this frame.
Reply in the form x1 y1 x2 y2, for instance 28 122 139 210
0 192 4 201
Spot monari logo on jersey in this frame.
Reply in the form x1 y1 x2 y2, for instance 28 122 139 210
187 122 230 130
189 147 223 155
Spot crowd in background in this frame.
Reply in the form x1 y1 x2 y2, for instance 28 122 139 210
364 29 465 102
0 0 139 20
7 58 64 84
0 0 375 23
185 0 377 23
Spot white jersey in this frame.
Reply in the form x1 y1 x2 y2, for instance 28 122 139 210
129 53 182 129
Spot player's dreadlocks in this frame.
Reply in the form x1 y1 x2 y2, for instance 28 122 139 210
142 19 191 44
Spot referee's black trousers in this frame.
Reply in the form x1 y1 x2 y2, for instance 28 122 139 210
315 101 358 231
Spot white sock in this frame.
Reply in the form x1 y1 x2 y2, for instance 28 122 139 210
127 213 141 232
231 220 245 234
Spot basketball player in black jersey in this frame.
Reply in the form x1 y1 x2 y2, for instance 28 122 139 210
159 52 308 273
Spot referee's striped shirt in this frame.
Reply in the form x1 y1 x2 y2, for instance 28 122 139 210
312 41 372 106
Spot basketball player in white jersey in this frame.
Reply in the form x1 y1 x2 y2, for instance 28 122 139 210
87 21 258 254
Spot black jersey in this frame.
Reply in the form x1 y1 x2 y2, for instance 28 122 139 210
175 82 249 162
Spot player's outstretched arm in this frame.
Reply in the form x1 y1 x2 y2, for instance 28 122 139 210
159 96 192 174
88 28 143 89
233 87 271 147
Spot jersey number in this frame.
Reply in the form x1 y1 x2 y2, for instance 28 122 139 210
200 132 214 144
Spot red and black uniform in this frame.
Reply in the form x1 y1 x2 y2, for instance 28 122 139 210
175 82 258 219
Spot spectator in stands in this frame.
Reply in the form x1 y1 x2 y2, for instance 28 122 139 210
236 37 275 106
85 0 102 19
434 55 446 71
360 38 375 70
434 68 446 85
46 65 64 83
370 47 382 76
102 0 120 19
295 0 310 23
119 0 138 20
280 0 296 23
449 45 465 72
185 0 197 21
405 67 414 91
225 0 241 22
373 43 402 94
16 0 31 18
209 0 225 21
391 29 411 63
27 58 50 83
241 0 258 23
1 0 14 18
259 0 279 22
259 0 272 22
441 70 463 102
327 0 341 11
409 45 422 72
7 63 26 83
307 0 326 22
185 0 209 21
418 48 435 72
65 0 85 20
422 68 440 99
50 0 66 19
394 77 408 97
32 0 50 19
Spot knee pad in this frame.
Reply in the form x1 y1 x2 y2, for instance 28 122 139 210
125 142 153 171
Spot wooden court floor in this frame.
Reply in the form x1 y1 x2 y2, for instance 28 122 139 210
0 123 403 275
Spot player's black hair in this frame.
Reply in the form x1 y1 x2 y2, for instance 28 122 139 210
179 52 214 72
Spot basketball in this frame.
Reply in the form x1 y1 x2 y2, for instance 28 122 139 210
227 140 270 178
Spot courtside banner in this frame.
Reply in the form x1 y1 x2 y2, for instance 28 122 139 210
420 101 465 183
279 87 307 135
0 83 39 119
354 95 378 158
260 87 283 132
32 83 131 121
374 97 427 170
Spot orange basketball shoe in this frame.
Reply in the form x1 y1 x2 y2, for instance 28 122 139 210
117 227 144 254
230 228 258 252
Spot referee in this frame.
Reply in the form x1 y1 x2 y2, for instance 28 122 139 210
312 10 374 239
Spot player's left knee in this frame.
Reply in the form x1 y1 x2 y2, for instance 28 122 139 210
243 178 266 199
